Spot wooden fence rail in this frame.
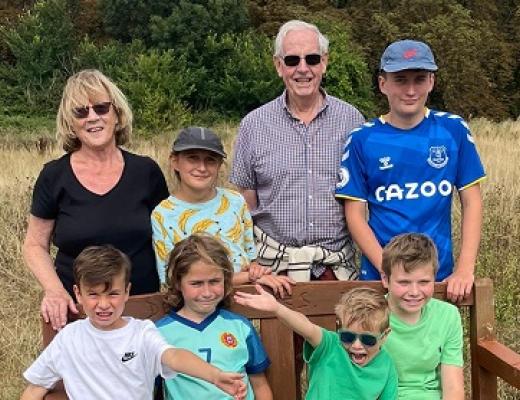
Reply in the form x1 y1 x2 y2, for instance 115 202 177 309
41 279 520 399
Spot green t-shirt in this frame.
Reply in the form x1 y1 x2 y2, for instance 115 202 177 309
303 328 398 400
383 298 463 400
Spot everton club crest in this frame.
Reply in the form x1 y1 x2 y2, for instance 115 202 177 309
427 146 448 169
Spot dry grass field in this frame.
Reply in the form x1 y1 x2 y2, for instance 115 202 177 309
0 120 519 399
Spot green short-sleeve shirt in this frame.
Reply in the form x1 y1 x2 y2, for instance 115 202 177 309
304 328 398 400
383 298 463 400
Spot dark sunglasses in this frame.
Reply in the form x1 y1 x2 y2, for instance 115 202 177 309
72 102 112 119
283 53 322 67
338 329 384 347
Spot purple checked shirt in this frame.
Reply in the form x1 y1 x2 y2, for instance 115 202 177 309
230 91 365 251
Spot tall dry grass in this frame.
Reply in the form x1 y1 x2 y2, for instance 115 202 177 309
0 120 519 399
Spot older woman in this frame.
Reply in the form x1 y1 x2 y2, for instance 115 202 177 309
23 69 169 330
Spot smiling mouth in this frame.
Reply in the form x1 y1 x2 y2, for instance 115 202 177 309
87 127 103 133
96 311 113 319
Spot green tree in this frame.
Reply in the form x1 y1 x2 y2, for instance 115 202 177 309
0 0 76 115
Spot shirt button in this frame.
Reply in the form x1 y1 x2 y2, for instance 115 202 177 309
309 222 314 227
308 170 312 174
308 195 313 200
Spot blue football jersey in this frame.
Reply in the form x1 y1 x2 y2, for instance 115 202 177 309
156 308 270 400
335 109 485 280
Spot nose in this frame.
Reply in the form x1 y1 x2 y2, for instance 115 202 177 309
409 282 420 296
201 284 212 297
98 295 109 309
296 58 311 72
195 159 208 171
87 105 100 120
350 337 363 349
404 82 416 96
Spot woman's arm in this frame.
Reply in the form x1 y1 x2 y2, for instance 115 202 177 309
23 215 77 330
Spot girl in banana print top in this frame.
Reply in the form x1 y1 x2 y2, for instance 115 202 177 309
151 127 294 296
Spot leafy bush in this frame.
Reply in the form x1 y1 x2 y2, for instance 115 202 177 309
323 27 376 117
0 0 76 115
190 31 282 118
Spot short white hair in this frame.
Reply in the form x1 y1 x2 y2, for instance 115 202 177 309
274 20 329 57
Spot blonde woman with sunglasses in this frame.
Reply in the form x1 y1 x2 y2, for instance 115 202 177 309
22 69 169 331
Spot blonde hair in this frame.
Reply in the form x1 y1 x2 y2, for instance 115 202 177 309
56 69 132 153
164 234 234 310
335 287 389 333
382 233 438 278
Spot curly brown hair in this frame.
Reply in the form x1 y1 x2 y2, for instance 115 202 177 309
164 234 234 310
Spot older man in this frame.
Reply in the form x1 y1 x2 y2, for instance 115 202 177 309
230 20 364 282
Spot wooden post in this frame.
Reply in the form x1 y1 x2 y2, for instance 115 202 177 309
470 278 497 400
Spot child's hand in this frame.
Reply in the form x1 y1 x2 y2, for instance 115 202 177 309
214 371 247 400
256 274 295 298
247 262 272 282
234 284 280 312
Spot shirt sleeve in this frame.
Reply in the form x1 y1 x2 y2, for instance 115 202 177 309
31 163 58 219
229 118 256 190
335 130 368 201
151 206 174 284
303 328 330 365
142 321 177 380
23 332 63 389
147 159 170 210
244 320 270 374
454 118 486 190
440 306 464 367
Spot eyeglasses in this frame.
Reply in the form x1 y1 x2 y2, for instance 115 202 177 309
338 329 385 347
282 53 322 67
72 102 112 119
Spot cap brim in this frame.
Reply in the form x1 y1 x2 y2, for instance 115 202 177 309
172 144 227 158
382 63 438 72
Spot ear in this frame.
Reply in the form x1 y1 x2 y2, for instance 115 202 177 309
381 271 389 289
378 74 387 95
428 73 435 93
321 53 329 74
170 153 179 171
379 327 391 347
73 284 82 305
274 56 284 78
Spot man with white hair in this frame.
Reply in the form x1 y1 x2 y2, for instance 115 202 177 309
231 20 364 282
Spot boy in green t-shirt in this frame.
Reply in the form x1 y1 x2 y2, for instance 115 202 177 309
381 233 464 400
235 285 398 399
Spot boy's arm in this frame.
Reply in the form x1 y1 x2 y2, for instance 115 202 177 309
20 384 49 400
445 184 483 303
234 284 322 347
344 201 383 272
441 364 464 400
161 348 246 399
249 373 273 400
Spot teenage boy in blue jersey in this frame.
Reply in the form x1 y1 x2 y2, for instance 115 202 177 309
335 39 485 303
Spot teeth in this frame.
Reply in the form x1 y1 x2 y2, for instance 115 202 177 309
87 127 103 133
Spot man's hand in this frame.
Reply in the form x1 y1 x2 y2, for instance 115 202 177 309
247 262 272 282
213 371 247 400
256 275 295 298
41 288 78 331
443 269 474 303
234 284 281 312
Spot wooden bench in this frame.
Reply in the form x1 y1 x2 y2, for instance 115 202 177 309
41 279 520 399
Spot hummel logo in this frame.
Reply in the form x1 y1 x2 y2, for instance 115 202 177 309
122 351 137 362
379 157 393 170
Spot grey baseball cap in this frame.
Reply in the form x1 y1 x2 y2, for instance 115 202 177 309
380 39 438 72
172 126 227 158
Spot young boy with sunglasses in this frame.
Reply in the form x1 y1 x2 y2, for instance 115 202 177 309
234 286 397 399
382 233 464 399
